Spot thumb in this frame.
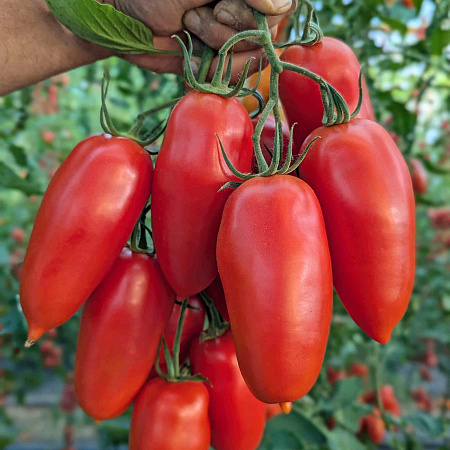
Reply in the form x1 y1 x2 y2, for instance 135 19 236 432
245 0 293 16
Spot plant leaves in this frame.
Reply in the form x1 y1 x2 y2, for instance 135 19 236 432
45 0 165 54
8 145 28 166
260 408 328 448
0 162 44 195
402 412 445 436
328 428 366 450
379 16 408 34
330 377 363 409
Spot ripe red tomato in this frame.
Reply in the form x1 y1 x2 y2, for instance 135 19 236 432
279 37 374 150
20 135 152 343
350 362 369 379
204 276 230 321
74 248 174 421
298 119 415 344
190 329 266 450
153 295 205 375
11 228 25 244
129 378 211 450
410 158 428 194
217 175 333 403
326 366 348 385
152 91 253 299
360 385 401 417
252 115 290 170
265 403 282 420
360 408 385 444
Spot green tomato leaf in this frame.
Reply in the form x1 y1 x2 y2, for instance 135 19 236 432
330 377 363 409
403 412 445 436
8 145 28 167
260 408 328 448
45 0 164 54
379 16 408 34
328 428 365 450
0 162 44 195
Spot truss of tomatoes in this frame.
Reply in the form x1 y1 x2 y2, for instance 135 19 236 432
19 38 415 450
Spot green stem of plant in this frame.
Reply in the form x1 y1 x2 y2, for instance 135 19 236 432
197 46 215 84
211 30 265 87
198 291 229 340
373 341 385 415
172 298 188 378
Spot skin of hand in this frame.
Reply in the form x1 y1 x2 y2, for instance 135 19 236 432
106 0 297 83
0 0 295 95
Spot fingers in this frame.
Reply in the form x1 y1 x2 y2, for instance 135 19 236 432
214 0 297 31
204 48 268 84
122 35 267 85
244 0 293 16
123 36 187 75
183 6 269 52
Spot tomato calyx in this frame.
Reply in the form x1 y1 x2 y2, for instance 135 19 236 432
100 72 170 148
155 298 210 385
173 32 261 101
198 291 229 342
128 203 153 255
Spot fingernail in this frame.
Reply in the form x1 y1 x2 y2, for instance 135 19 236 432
184 11 201 33
270 0 292 12
215 9 236 27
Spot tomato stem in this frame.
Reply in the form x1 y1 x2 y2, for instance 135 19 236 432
197 46 215 84
172 298 189 378
198 291 229 341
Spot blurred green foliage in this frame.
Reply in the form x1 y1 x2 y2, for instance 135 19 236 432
0 0 449 448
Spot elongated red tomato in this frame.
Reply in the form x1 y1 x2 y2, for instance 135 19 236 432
153 295 205 375
152 91 254 299
20 135 152 343
190 330 266 450
74 248 174 420
204 276 230 321
129 378 211 450
298 119 415 343
217 176 333 403
279 37 374 150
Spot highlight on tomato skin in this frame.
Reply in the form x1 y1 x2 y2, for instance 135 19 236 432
151 91 254 300
129 378 211 450
190 329 266 450
74 248 175 421
20 134 153 345
298 119 415 344
279 37 375 151
217 175 333 404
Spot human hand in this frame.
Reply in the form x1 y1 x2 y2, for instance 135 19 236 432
101 0 296 82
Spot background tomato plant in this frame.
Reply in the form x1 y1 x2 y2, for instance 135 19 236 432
0 0 448 448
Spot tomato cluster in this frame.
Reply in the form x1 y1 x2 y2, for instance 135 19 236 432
19 29 415 449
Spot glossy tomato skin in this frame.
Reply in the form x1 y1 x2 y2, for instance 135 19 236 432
20 135 152 342
204 276 230 321
152 92 254 299
217 176 333 403
129 378 211 450
279 37 374 151
298 119 415 343
190 329 266 450
153 295 205 375
74 248 174 420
